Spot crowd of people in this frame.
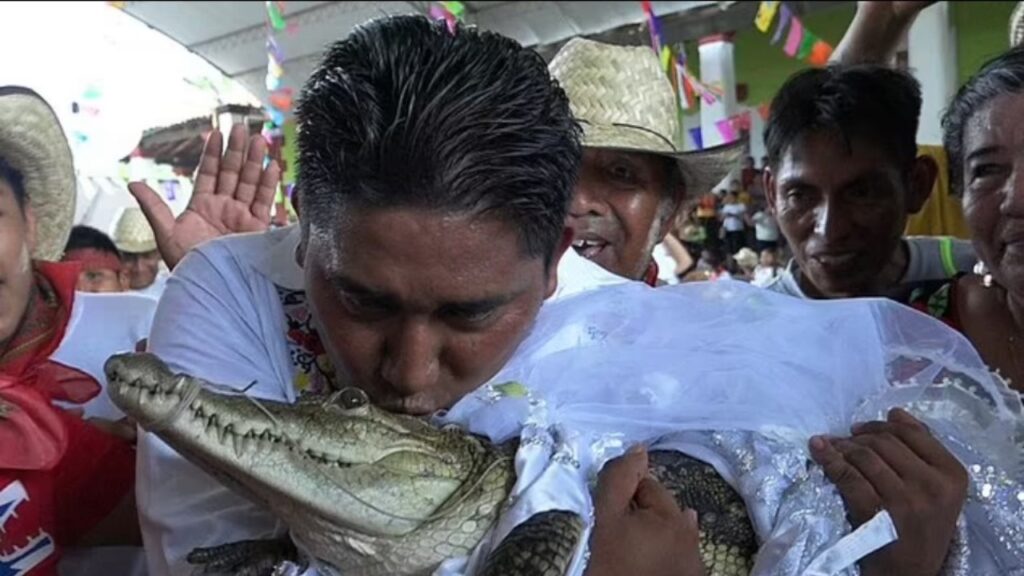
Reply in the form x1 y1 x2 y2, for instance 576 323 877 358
1 1 1022 575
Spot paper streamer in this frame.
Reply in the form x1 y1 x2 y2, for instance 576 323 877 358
660 45 673 74
429 3 459 34
755 1 780 33
771 4 791 45
641 0 663 52
716 118 737 143
797 30 817 60
267 1 287 30
808 40 834 66
784 17 804 57
441 1 465 16
689 127 703 150
270 88 294 111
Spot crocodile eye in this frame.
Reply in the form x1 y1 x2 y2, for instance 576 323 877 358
336 387 369 410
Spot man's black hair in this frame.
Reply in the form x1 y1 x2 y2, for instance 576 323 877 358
943 45 1024 195
765 65 922 173
0 156 26 209
65 225 121 259
296 15 581 264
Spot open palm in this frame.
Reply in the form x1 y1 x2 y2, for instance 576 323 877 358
127 123 281 270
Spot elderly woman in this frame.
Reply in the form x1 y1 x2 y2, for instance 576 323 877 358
835 2 1024 392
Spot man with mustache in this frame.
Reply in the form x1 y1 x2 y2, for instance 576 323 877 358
549 38 740 285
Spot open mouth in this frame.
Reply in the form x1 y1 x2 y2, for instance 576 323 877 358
572 238 609 260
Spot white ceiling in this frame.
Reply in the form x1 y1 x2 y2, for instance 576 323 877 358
121 1 719 107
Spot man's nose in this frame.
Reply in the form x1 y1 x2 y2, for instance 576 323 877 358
380 318 441 397
812 199 853 243
568 183 608 219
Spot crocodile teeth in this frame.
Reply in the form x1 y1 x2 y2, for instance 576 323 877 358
219 424 233 445
206 415 218 435
232 433 244 458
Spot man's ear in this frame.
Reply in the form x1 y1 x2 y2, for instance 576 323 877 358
763 167 778 216
907 155 939 215
545 227 574 299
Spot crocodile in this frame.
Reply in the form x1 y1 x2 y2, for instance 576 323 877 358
106 353 757 576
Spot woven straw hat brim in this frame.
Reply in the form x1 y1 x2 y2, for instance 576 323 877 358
115 239 158 254
1012 2 1024 47
0 87 75 262
582 121 745 195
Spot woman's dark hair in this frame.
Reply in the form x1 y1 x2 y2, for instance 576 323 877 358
296 15 581 265
0 155 26 209
765 65 922 172
943 45 1024 195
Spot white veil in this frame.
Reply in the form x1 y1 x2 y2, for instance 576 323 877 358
436 281 1024 575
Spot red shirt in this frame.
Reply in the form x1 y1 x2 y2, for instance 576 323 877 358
0 263 135 575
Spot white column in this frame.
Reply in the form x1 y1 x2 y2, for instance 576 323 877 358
909 2 958 145
698 33 739 150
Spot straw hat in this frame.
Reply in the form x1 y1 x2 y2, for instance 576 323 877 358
733 247 759 270
113 207 158 254
1012 2 1024 47
0 87 76 262
549 38 743 195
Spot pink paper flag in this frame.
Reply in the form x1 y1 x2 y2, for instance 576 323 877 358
784 17 804 57
716 118 737 143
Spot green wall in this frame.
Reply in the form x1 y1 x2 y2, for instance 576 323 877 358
952 1 1015 85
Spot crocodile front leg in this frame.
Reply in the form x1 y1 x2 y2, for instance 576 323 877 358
478 509 585 576
187 536 306 576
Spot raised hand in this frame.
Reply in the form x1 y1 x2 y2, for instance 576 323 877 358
127 123 281 270
810 408 968 576
584 446 706 576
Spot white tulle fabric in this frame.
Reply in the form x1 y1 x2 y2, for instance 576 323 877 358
432 281 1024 576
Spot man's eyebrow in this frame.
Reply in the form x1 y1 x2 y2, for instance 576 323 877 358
438 293 519 315
329 274 397 305
329 273 524 312
966 145 1002 163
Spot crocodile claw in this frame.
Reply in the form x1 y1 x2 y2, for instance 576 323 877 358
187 537 304 576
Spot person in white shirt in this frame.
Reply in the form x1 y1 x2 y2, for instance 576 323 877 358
719 191 748 256
750 205 780 252
752 247 783 286
760 63 975 302
133 17 698 576
132 16 972 576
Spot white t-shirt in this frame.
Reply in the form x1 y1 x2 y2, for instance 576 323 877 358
752 265 782 286
721 203 746 233
49 290 156 576
751 211 779 242
136 226 627 576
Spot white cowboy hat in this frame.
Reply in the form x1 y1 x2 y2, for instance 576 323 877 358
549 37 743 195
0 86 75 262
113 206 157 254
